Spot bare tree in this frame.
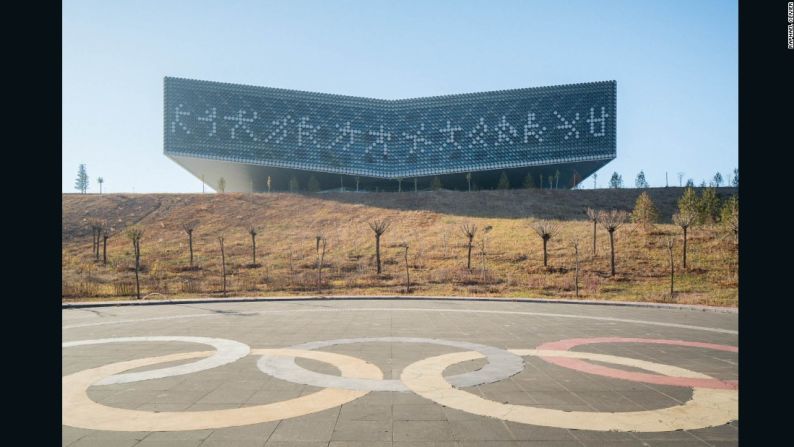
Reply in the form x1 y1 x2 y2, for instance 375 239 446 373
672 211 696 269
597 210 629 276
100 221 111 265
248 225 259 266
586 207 598 257
288 249 295 287
368 219 391 274
572 238 580 297
315 233 327 292
667 237 675 301
182 221 198 268
397 241 410 293
461 223 478 270
125 227 144 300
531 220 560 268
480 225 493 280
218 235 226 296
440 226 450 259
88 219 103 261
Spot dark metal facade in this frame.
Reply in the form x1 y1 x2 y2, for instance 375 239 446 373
164 77 616 191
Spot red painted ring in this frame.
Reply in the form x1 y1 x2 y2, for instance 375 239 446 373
535 337 738 390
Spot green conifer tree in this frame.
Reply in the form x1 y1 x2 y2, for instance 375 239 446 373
697 188 721 224
75 164 89 194
631 191 658 229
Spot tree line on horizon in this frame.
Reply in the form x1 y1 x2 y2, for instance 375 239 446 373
73 164 738 193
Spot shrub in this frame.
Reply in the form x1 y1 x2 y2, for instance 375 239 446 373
631 192 658 229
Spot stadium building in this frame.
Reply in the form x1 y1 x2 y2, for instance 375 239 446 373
164 77 616 192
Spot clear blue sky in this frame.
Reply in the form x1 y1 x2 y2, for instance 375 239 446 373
63 0 737 193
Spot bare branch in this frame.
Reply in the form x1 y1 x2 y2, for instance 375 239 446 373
182 220 199 235
597 209 629 232
531 220 560 241
672 211 696 230
368 218 391 236
460 223 478 239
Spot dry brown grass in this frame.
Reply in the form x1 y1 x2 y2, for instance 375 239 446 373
62 187 738 307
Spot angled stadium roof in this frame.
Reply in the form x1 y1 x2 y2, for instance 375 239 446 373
164 77 616 191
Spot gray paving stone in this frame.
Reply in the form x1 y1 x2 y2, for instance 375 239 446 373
449 420 514 441
393 442 459 447
267 409 340 442
338 402 392 421
331 419 392 441
264 442 330 447
393 421 454 442
504 422 580 441
393 404 447 421
68 439 139 447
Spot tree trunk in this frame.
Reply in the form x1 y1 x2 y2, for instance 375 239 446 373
574 245 579 298
375 235 381 274
542 238 548 267
134 241 141 300
252 234 256 265
94 230 99 260
669 245 675 299
682 227 688 269
102 236 107 265
220 240 226 296
188 232 194 267
404 247 410 293
609 230 616 276
466 238 473 270
288 251 294 287
592 220 597 256
317 240 325 293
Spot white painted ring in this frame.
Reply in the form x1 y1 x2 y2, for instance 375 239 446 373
62 348 381 431
401 348 738 432
62 336 250 385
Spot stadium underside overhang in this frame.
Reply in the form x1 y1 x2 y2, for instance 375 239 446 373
168 154 613 193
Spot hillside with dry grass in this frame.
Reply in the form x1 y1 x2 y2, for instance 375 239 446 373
62 187 738 306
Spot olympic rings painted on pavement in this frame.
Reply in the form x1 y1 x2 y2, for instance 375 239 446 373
62 336 250 386
400 348 738 432
62 336 738 432
256 337 525 392
62 348 382 432
535 337 738 390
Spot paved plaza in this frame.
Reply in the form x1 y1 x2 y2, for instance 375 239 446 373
62 299 738 446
